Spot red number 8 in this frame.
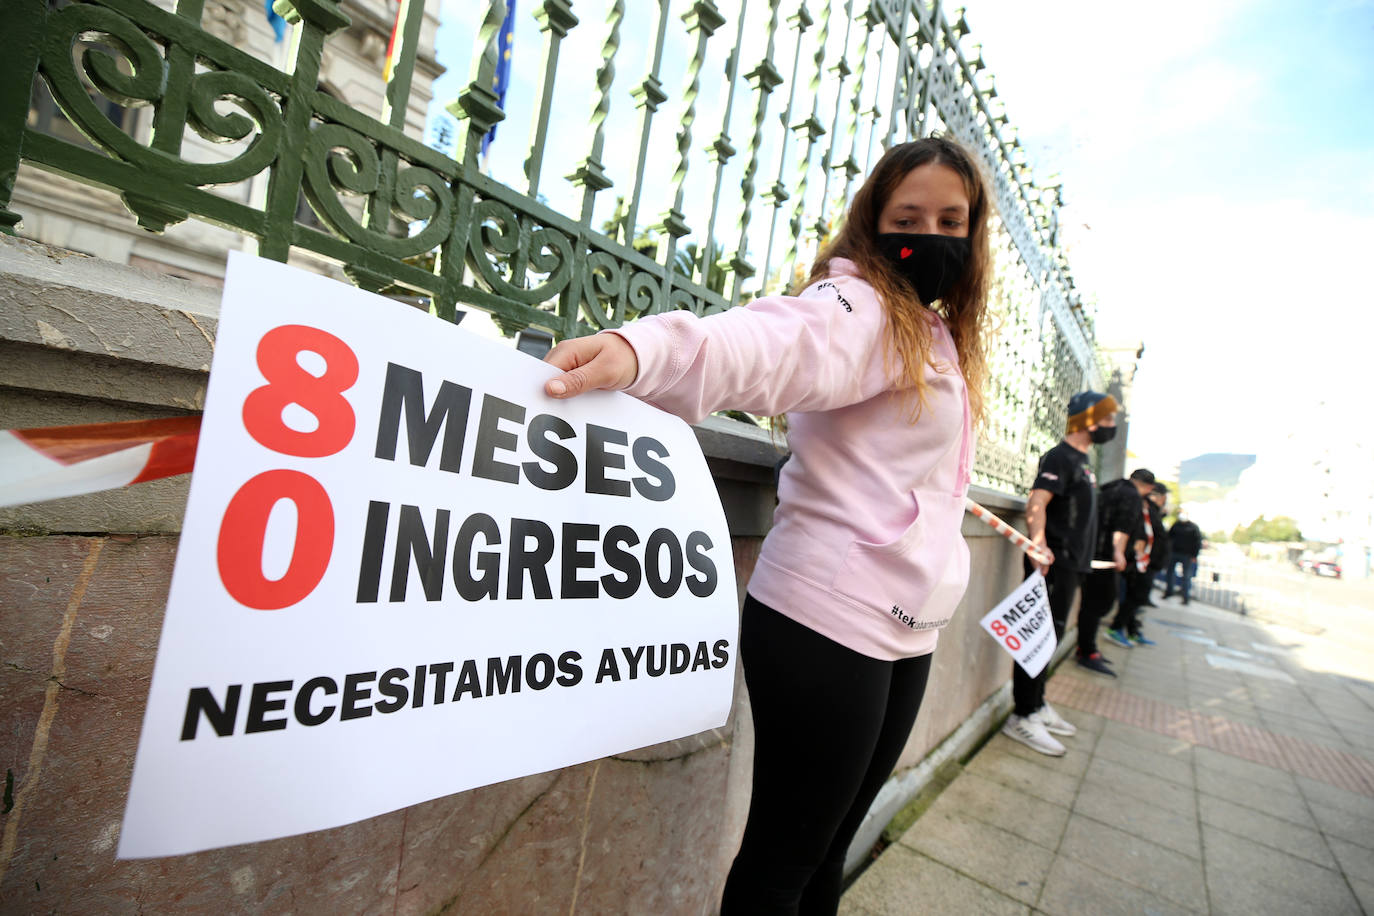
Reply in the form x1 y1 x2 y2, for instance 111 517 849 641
242 324 358 457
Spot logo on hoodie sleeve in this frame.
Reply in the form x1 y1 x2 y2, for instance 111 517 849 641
813 281 854 313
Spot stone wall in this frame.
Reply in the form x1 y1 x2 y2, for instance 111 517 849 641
0 236 1035 913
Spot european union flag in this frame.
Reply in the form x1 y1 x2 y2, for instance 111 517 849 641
482 1 516 158
264 0 286 42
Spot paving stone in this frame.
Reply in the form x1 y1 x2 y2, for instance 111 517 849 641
900 807 1054 905
1258 718 1349 749
1351 876 1374 916
1072 780 1200 859
1197 794 1336 868
1294 775 1374 820
1323 709 1374 734
1254 701 1326 723
1091 735 1195 788
926 771 1071 850
965 744 1082 808
841 845 1029 916
1192 700 1262 723
1184 666 1247 685
1084 757 1195 818
1336 728 1374 755
1036 856 1201 916
1191 746 1301 794
1055 707 1107 738
1206 858 1361 916
1099 720 1194 758
1194 767 1317 827
1249 693 1317 715
1328 835 1374 885
837 899 880 916
1314 700 1374 722
1310 802 1374 850
1057 815 1207 912
1202 824 1359 913
1119 658 1185 676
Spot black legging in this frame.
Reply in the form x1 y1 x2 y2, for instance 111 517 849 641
720 595 933 916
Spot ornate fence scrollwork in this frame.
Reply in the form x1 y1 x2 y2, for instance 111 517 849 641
2 0 1108 496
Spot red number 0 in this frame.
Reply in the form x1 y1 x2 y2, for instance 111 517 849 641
218 469 335 610
242 324 358 458
1005 634 1022 651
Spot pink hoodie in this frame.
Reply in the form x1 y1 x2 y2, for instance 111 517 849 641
611 258 973 660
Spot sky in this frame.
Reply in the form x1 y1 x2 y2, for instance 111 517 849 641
951 0 1374 471
425 0 1374 475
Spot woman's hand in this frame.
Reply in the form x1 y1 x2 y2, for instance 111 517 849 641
543 333 639 398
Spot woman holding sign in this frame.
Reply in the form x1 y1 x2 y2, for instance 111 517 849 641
545 136 989 915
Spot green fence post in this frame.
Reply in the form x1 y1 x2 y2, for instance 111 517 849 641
0 0 48 234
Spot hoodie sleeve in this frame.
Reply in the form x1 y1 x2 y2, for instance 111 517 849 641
606 273 893 425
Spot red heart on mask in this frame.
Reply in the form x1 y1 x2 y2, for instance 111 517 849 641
900 247 913 258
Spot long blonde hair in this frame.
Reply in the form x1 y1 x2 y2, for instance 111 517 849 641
807 136 991 423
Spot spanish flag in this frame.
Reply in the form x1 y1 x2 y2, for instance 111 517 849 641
383 0 403 82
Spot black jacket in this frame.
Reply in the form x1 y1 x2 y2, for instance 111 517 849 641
1146 499 1170 571
1169 520 1204 558
1094 478 1144 561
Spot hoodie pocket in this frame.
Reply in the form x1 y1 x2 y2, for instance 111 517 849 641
831 490 970 633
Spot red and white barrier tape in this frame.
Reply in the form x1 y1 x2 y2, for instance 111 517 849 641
0 420 1121 576
0 417 200 509
964 497 1053 566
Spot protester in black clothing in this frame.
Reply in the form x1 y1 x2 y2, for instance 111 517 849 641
1145 483 1171 607
1165 514 1204 604
1108 480 1167 647
1002 390 1119 757
1079 468 1156 675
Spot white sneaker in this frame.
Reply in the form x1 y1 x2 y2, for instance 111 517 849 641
1002 714 1066 757
1030 703 1077 737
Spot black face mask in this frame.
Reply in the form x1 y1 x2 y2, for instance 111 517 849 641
1090 425 1117 444
876 233 971 305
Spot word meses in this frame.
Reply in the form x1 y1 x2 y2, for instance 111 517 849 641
375 362 674 499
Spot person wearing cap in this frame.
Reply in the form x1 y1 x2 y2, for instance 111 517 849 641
1002 390 1118 756
1082 468 1156 671
1107 480 1168 648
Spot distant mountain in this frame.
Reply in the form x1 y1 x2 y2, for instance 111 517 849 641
1179 453 1256 487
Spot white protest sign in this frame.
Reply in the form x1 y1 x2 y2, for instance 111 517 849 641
119 253 737 858
979 571 1056 677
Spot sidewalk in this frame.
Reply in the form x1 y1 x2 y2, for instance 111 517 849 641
841 593 1374 915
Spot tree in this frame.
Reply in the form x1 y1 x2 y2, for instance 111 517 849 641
1232 515 1303 544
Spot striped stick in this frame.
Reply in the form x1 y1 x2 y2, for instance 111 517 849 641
964 496 1054 566
0 416 200 509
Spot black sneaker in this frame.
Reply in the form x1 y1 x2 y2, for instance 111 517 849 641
1075 651 1117 677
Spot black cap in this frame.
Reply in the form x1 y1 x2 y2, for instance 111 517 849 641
1129 468 1156 485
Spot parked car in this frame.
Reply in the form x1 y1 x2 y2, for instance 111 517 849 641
1298 555 1343 578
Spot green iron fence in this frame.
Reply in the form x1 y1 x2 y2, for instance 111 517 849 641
0 0 1104 494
